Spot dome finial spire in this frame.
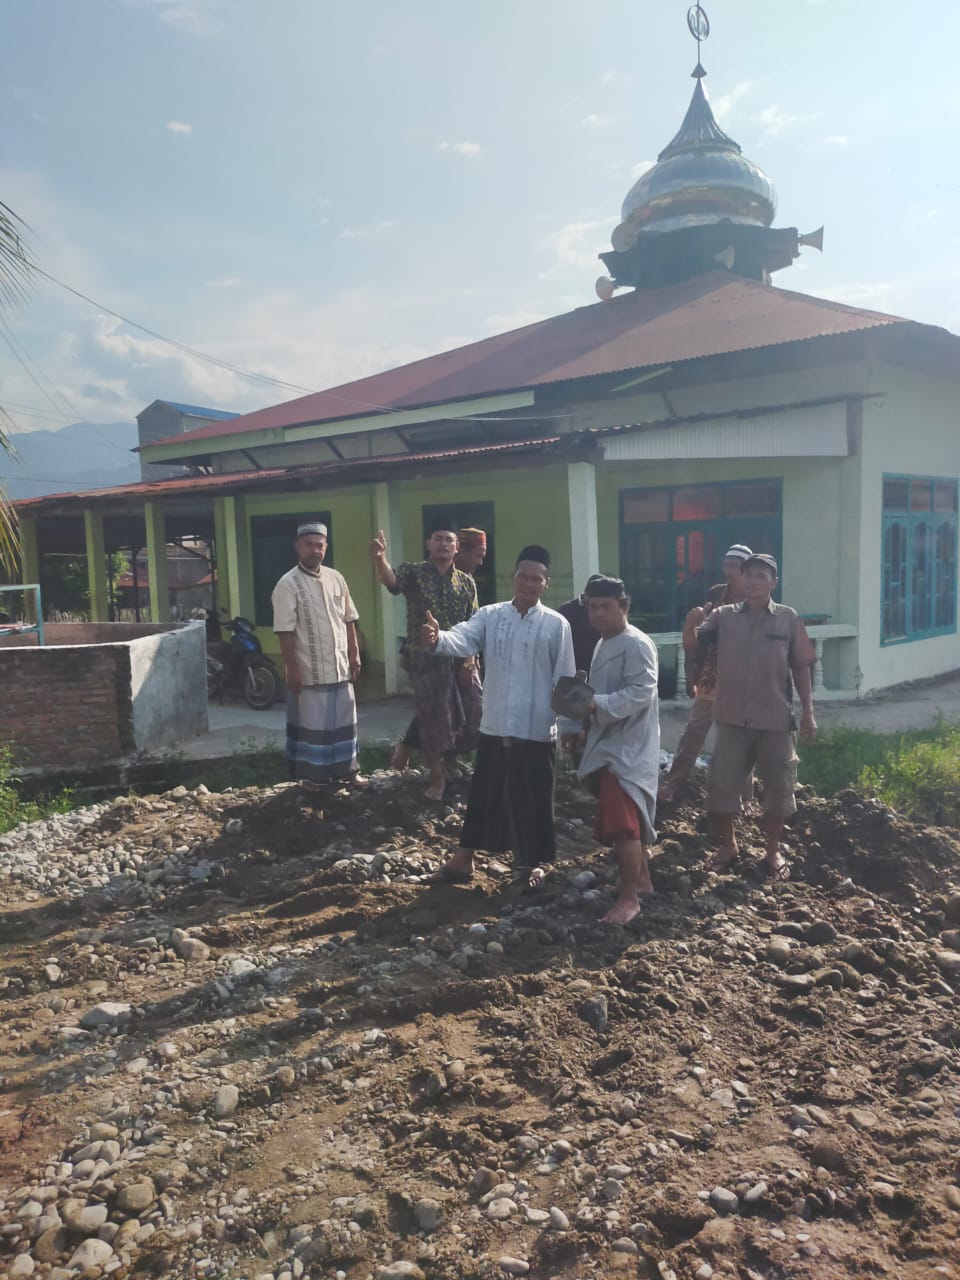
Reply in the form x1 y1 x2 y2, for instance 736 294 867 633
687 3 710 79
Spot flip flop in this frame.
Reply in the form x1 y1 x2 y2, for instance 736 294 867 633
513 865 552 893
761 859 790 881
706 849 739 874
427 863 474 885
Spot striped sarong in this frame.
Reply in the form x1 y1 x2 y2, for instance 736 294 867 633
286 682 359 784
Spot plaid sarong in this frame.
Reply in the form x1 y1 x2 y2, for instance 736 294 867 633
286 681 359 783
406 655 481 761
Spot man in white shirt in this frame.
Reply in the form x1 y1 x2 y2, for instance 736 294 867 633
421 545 575 890
272 522 362 786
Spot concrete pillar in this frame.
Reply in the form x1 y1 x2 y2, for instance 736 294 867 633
18 515 40 623
372 481 405 695
83 510 109 622
567 461 600 595
144 501 170 622
212 497 230 618
220 495 254 620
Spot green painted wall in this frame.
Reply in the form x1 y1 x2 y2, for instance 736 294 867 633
857 363 960 692
394 465 574 606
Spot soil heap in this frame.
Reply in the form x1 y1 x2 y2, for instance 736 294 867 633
0 768 959 1280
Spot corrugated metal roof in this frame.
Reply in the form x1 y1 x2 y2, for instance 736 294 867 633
154 401 240 420
13 437 564 514
145 274 914 450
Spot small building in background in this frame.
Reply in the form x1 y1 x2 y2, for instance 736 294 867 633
137 400 239 481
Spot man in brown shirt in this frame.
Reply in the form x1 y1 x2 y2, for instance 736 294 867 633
658 543 751 803
696 553 816 878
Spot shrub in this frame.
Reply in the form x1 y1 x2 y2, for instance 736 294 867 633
858 726 960 826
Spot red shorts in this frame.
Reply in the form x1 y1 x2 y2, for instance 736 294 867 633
592 768 643 844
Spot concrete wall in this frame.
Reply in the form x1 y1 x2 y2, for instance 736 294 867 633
0 621 207 772
129 621 207 753
856 363 960 693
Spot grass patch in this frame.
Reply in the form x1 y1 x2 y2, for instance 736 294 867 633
798 718 960 814
0 747 77 834
858 725 960 826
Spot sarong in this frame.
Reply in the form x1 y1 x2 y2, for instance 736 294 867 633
460 734 557 868
590 767 655 845
401 663 482 754
406 656 482 760
286 681 358 783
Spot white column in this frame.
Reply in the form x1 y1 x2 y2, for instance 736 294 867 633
566 461 600 595
373 481 405 696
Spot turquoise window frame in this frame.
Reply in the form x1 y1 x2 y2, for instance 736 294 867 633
881 474 957 646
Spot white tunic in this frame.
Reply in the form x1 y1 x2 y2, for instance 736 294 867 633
577 625 660 835
433 600 575 741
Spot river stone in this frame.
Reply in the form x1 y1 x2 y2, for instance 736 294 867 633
34 1225 70 1263
378 1265 425 1280
709 1187 739 1215
413 1198 443 1232
67 1237 115 1270
8 1254 36 1278
487 1197 517 1220
499 1259 530 1275
116 1178 156 1213
79 1002 130 1029
214 1084 240 1117
549 1206 570 1231
62 1200 108 1234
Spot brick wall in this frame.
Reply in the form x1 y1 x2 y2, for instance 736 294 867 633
0 646 134 769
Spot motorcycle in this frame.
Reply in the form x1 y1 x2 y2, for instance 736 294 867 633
202 611 281 710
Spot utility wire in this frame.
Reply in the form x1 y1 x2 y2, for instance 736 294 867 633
33 266 317 396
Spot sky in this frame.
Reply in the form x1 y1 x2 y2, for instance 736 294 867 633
2 0 959 463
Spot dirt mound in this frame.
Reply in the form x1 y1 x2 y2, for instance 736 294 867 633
1 769 959 1279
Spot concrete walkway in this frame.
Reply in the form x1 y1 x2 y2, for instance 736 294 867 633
176 671 960 762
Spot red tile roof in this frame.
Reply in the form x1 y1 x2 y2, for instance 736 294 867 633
147 274 911 450
13 437 563 513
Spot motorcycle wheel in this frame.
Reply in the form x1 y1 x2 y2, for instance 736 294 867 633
243 660 278 710
206 655 224 701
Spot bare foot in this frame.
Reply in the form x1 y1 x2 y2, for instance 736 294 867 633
424 781 445 802
637 876 655 896
602 896 642 925
391 743 410 771
428 851 475 883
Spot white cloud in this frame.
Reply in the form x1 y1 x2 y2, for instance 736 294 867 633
204 276 242 289
709 80 753 124
581 113 615 129
630 159 655 180
166 120 192 134
437 141 483 158
599 69 630 86
120 0 221 36
754 104 823 141
804 133 849 153
539 219 608 279
337 221 398 241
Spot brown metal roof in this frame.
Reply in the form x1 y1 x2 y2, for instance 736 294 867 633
145 273 913 450
14 437 565 515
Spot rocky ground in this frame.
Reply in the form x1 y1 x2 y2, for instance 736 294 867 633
0 766 959 1280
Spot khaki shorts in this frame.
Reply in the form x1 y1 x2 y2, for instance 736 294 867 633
708 723 798 818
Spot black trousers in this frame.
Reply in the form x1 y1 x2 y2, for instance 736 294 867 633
460 734 557 867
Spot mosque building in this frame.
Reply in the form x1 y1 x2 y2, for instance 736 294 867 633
14 7 960 701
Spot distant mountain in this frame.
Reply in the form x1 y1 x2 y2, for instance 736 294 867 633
1 421 141 499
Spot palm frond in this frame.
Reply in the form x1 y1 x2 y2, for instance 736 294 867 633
0 202 34 311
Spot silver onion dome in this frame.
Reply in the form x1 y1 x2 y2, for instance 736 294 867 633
619 79 776 237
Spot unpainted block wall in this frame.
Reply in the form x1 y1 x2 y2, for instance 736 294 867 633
0 645 134 768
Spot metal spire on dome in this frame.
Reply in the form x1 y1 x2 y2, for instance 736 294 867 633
658 5 741 159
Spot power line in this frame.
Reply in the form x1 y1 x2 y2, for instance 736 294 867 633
33 266 318 396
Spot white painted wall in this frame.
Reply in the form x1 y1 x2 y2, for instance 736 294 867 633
856 363 960 693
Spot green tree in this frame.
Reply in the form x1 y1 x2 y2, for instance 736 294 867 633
0 201 35 574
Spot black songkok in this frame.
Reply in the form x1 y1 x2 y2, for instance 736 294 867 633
584 574 627 600
515 544 551 570
428 514 458 537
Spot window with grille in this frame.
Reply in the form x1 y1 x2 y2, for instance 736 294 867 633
881 475 957 644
